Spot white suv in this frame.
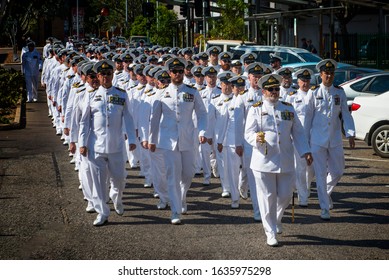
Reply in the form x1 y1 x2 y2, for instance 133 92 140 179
351 91 389 158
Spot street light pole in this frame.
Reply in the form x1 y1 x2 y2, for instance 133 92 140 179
125 0 128 34
76 0 79 39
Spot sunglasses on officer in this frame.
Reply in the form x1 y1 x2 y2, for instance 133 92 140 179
170 69 184 74
265 87 280 92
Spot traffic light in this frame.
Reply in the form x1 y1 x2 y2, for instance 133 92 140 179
194 0 203 17
142 2 155 18
180 3 188 18
197 21 203 33
204 0 211 17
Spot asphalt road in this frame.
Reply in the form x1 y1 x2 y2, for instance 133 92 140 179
0 89 388 260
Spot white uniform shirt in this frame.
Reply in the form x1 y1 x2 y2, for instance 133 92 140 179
183 75 195 85
279 86 295 101
64 81 85 129
218 95 238 147
305 84 355 148
234 87 262 147
112 70 130 90
21 49 42 76
128 83 146 132
149 83 208 151
79 86 136 153
70 84 96 143
245 100 310 173
284 89 309 126
199 85 222 113
207 93 232 143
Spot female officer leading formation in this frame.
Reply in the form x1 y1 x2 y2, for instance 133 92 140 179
41 39 355 247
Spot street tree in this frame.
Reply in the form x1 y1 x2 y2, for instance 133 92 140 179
208 0 247 40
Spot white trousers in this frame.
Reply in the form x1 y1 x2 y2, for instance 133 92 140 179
225 146 242 202
162 148 195 215
200 143 212 181
214 142 229 193
242 142 260 217
25 74 39 101
125 138 139 168
87 150 126 217
138 139 152 185
311 144 345 210
253 170 294 240
79 147 93 204
150 148 168 203
294 148 315 204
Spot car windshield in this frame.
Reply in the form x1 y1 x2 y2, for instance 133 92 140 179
298 52 322 62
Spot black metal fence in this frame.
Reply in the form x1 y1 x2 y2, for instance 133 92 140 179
323 33 389 70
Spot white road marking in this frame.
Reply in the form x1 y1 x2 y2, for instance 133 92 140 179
345 156 389 163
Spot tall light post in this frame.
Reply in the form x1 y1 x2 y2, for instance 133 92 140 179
76 0 79 39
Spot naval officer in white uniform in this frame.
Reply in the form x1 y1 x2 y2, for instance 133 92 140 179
148 58 208 225
245 74 313 246
79 60 137 226
305 59 355 220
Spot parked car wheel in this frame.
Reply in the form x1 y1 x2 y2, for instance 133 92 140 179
371 125 389 158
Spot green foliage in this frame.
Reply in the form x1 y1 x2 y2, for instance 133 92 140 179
130 16 147 37
0 67 25 124
150 5 178 46
130 4 177 46
208 0 247 40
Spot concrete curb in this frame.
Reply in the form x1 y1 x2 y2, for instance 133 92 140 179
0 98 24 131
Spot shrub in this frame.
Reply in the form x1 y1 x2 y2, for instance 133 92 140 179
0 66 25 124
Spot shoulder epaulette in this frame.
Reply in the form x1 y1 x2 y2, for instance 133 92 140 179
212 94 221 99
76 87 86 94
137 85 145 90
64 67 70 71
334 85 343 89
239 89 248 95
130 84 137 89
159 84 168 89
310 85 319 90
289 90 297 96
72 81 80 88
147 91 156 97
185 84 195 89
281 101 293 106
116 71 122 74
217 86 221 90
88 88 97 93
144 89 152 94
224 97 233 102
67 74 75 79
252 101 262 107
115 86 126 92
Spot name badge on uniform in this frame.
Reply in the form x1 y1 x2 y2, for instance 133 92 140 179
281 110 294 121
247 98 254 103
182 92 194 102
334 95 340 105
261 112 268 116
109 95 125 105
295 99 302 103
